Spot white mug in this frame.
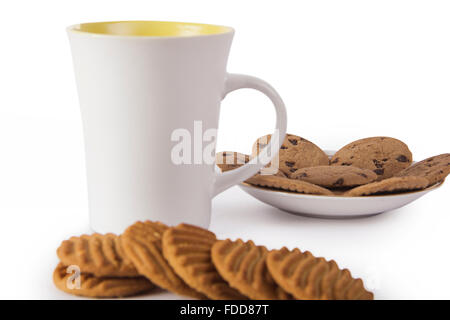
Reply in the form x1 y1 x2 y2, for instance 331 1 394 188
67 21 287 233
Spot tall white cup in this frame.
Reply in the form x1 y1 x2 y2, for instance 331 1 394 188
67 21 287 233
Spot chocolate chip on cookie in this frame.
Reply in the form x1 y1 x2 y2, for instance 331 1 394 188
252 134 329 178
291 165 377 188
330 137 412 180
396 153 450 186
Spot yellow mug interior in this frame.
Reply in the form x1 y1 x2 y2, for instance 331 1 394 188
69 21 233 37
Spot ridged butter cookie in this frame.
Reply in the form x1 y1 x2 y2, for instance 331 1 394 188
291 165 377 188
211 239 292 300
121 221 205 299
331 137 412 180
162 224 247 300
252 134 329 177
57 233 138 277
53 263 153 298
266 248 373 300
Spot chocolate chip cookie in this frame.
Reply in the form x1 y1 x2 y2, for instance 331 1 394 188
344 176 428 196
245 174 334 196
291 165 377 188
252 134 329 178
396 153 450 186
215 151 249 172
331 137 412 180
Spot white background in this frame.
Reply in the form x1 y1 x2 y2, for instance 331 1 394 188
0 0 449 299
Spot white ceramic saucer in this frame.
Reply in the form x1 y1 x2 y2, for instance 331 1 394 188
239 181 443 219
237 150 444 219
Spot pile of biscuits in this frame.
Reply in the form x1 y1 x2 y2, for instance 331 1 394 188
216 134 450 196
54 221 373 300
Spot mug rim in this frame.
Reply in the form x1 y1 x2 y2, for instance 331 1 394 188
67 20 235 39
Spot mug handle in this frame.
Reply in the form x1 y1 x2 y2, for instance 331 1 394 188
212 73 287 197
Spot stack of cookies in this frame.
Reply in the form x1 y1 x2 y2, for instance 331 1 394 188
54 221 373 300
216 134 450 196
